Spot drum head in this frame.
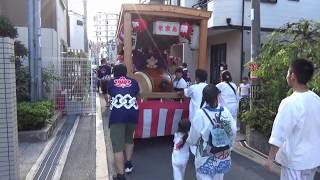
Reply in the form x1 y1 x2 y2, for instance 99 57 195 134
133 71 153 94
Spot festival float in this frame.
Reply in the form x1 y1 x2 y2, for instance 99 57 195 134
116 4 211 138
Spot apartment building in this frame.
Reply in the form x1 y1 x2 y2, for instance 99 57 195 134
94 12 119 61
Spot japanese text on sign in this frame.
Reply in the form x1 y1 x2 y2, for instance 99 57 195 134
153 21 180 36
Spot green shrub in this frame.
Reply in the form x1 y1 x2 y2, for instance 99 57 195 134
241 104 276 136
17 100 54 131
0 16 17 38
40 100 54 117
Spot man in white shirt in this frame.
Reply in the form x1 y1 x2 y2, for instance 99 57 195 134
265 59 320 180
182 69 208 156
183 69 208 123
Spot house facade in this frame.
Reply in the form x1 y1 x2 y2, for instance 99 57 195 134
0 0 69 67
180 0 320 84
68 11 85 51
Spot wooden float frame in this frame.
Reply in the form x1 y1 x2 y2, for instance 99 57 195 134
117 4 212 99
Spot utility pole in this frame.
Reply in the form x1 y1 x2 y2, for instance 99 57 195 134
28 0 42 101
250 0 261 110
34 0 42 99
83 0 88 53
28 0 35 101
251 0 261 64
106 17 108 61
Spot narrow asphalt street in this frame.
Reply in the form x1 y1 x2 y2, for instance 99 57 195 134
125 137 279 180
22 95 320 180
101 96 280 180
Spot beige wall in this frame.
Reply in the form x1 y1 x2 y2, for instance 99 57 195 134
207 30 242 84
1 0 28 27
0 0 57 30
42 0 57 30
207 29 272 84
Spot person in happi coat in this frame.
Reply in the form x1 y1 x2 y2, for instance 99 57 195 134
107 64 140 180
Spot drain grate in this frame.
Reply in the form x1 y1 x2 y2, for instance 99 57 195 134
33 115 77 180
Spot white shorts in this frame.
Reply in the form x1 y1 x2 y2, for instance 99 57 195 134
281 166 317 180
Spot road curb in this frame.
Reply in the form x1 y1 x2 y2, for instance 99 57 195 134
99 94 116 179
19 111 63 142
96 94 109 180
234 139 281 175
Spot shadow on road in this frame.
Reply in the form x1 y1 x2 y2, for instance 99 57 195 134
128 137 279 180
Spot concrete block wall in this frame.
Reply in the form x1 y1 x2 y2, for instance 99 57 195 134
0 37 20 180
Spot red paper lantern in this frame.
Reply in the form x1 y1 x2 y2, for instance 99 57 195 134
180 22 192 40
132 18 147 32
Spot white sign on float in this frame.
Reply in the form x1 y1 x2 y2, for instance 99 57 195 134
153 21 180 36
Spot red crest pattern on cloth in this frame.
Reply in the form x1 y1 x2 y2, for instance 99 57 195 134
175 141 183 150
114 77 132 88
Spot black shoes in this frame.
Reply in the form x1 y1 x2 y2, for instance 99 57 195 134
124 161 133 174
113 174 126 180
113 161 133 180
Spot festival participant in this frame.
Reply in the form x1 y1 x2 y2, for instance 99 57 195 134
132 48 146 71
97 58 112 105
183 69 208 155
107 64 140 180
265 58 320 180
216 71 239 130
239 77 250 99
183 69 208 123
172 120 191 180
187 84 236 180
182 62 191 86
173 68 188 92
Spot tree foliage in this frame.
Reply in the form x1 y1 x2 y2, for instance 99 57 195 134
0 16 17 38
14 42 60 102
242 20 320 135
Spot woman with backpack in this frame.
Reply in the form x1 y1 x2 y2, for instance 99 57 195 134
187 84 237 180
216 70 239 130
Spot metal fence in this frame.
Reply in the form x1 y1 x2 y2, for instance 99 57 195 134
55 57 96 115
